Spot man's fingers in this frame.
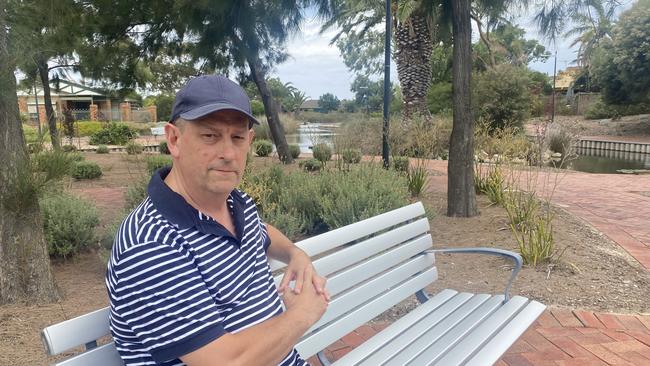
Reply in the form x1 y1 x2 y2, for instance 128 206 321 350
294 268 308 294
313 275 327 293
278 272 294 294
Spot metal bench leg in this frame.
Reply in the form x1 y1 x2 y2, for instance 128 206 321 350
317 350 332 366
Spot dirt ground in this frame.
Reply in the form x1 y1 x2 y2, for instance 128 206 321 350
526 114 650 142
1 152 649 365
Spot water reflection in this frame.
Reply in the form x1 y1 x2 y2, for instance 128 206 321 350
285 123 339 153
566 147 650 174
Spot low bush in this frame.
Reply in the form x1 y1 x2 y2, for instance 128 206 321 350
241 164 410 240
288 144 301 159
41 191 100 258
406 164 429 197
71 161 102 180
89 123 137 145
299 158 324 172
75 121 104 137
61 144 77 152
548 129 574 157
159 141 170 154
340 148 362 164
32 150 77 178
392 156 410 172
146 155 173 174
584 99 650 120
125 142 144 155
96 145 109 154
474 164 507 205
312 143 332 162
27 143 44 154
125 176 149 210
253 140 273 157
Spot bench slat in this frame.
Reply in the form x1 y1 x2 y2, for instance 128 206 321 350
331 289 462 365
368 293 493 365
405 295 505 365
306 254 436 333
432 296 532 365
325 235 433 297
51 342 122 366
464 300 546 366
270 202 426 271
296 267 437 358
42 307 111 356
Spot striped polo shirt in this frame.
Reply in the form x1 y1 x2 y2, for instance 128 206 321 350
106 167 307 366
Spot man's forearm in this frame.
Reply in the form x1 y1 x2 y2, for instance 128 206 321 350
181 307 310 366
266 223 301 263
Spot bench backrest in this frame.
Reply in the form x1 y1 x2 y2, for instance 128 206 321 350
42 202 433 365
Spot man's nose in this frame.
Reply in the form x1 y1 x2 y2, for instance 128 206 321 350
218 137 237 160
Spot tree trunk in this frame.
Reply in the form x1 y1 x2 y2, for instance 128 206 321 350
395 14 433 121
0 2 59 304
36 57 60 150
447 0 478 217
247 56 293 164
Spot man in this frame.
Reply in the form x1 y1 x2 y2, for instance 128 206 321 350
106 75 329 366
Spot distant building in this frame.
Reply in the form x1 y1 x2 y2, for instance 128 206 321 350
299 99 325 113
17 79 156 122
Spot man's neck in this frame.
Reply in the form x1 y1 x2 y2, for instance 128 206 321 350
163 168 230 220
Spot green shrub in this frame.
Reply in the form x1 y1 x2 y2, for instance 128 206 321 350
584 99 650 120
427 82 452 114
89 123 137 145
340 148 362 164
251 100 265 116
312 143 332 162
511 212 557 266
96 145 109 154
125 142 144 155
41 191 100 258
474 64 532 132
71 161 102 180
61 144 77 152
75 121 104 137
392 156 410 172
299 158 324 172
406 165 429 197
146 155 173 174
159 141 170 154
32 150 77 178
245 164 410 240
474 164 507 205
288 144 301 159
68 152 85 162
548 129 574 157
125 176 149 210
253 140 273 157
27 143 43 154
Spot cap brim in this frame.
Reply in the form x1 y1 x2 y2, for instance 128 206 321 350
178 102 260 126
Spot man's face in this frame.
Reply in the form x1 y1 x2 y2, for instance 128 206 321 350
167 110 254 196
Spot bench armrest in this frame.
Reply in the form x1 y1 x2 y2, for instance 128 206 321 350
418 248 523 303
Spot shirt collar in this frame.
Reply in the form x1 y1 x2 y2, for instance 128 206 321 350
147 168 247 241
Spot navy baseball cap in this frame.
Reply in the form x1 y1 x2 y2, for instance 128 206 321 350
170 75 260 127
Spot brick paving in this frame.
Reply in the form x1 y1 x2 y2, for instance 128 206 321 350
422 160 650 271
306 309 650 365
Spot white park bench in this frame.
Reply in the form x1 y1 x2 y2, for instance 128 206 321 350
42 202 545 366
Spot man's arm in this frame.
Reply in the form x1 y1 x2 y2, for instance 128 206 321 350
181 271 327 366
265 224 329 300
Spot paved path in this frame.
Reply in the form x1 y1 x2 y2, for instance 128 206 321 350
423 160 650 270
307 309 650 365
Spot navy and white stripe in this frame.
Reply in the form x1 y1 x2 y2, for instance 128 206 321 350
106 168 306 366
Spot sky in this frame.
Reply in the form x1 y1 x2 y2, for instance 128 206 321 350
272 2 633 100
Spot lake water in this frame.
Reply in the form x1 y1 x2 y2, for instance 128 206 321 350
285 123 338 153
565 147 650 174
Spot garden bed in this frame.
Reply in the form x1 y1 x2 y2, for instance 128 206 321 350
1 152 648 365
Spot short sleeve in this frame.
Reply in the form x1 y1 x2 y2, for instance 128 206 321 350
109 242 226 363
260 222 272 251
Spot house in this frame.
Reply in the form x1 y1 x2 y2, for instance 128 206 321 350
554 66 582 93
17 79 156 123
299 99 324 113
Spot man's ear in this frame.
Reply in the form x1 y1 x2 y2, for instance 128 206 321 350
248 128 255 145
165 123 181 158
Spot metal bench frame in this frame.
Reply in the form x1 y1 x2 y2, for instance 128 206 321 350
42 202 545 366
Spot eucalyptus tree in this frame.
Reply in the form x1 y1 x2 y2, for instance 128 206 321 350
1 0 59 303
81 0 309 163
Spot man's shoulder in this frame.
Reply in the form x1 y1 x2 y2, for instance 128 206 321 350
112 197 181 259
232 188 257 209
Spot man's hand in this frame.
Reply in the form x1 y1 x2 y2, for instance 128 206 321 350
278 248 331 302
281 265 329 328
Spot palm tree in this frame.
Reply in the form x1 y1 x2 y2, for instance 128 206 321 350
564 0 617 67
317 0 439 120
